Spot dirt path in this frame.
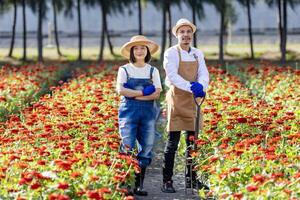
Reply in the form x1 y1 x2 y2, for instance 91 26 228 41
134 133 200 200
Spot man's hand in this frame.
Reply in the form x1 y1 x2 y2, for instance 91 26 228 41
190 82 205 97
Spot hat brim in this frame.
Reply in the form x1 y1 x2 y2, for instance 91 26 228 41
172 23 196 36
121 40 159 59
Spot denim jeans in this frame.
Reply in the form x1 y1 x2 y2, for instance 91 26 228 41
162 131 195 182
119 99 156 167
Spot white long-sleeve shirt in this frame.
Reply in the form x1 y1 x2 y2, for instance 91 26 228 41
163 45 209 92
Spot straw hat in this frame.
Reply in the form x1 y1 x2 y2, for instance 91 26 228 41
172 18 196 36
120 35 159 59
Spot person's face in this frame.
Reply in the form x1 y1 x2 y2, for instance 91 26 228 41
176 25 193 46
133 45 147 61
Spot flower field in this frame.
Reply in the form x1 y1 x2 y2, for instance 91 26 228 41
0 63 299 199
0 67 136 199
196 65 300 199
0 64 70 122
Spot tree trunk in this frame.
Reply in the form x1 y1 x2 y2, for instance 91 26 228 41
52 0 62 56
37 0 43 62
192 6 197 48
277 0 283 58
99 5 106 62
160 3 167 61
281 0 287 63
77 0 82 61
106 28 115 56
8 0 17 57
138 0 142 35
246 0 254 59
22 0 27 61
219 10 225 64
167 4 172 47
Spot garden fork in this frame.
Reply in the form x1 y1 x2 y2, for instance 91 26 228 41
185 95 205 195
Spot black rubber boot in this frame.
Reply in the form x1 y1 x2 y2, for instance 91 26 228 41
161 180 176 193
134 167 148 196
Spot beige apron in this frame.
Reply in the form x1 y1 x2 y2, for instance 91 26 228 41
166 47 203 132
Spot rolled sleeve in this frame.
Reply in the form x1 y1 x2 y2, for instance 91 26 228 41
153 68 162 89
163 49 191 92
116 67 127 92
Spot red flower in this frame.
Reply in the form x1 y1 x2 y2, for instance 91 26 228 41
55 160 72 171
252 174 265 183
87 190 101 199
188 135 195 142
271 172 284 179
37 160 46 165
124 196 135 200
229 167 240 173
57 182 69 190
18 178 27 185
236 117 247 123
246 185 258 192
233 192 243 199
30 182 41 190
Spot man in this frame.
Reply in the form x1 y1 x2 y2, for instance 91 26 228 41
161 18 209 193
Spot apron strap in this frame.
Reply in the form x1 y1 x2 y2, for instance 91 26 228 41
150 66 154 80
193 53 199 81
176 47 182 62
121 66 129 81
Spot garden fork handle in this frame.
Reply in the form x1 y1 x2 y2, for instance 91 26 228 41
193 95 205 144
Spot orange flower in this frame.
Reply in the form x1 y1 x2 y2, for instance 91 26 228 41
71 171 82 179
90 175 100 181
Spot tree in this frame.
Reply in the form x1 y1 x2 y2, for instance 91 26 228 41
8 0 17 57
37 0 43 62
151 0 181 61
77 0 82 60
184 0 206 48
265 0 300 63
0 0 19 58
237 0 256 59
52 0 64 56
85 0 132 61
208 0 237 64
138 0 142 34
27 0 48 62
21 0 27 61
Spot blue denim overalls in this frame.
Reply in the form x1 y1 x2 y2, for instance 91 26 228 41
118 66 157 167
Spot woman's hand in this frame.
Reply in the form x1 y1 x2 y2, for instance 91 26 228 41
135 88 161 100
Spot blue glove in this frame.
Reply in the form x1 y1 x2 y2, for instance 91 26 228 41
123 83 131 89
190 82 205 97
195 90 206 98
142 84 155 96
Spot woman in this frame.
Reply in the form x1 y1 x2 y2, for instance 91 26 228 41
116 35 162 196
